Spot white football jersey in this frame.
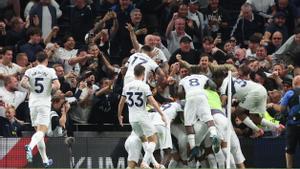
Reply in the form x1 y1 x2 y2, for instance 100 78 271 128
149 102 183 126
122 80 152 122
124 52 159 83
25 65 58 107
220 76 263 101
179 74 208 97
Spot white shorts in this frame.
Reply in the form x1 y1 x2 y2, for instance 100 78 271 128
184 95 213 126
171 124 188 161
212 110 228 141
30 106 51 127
130 120 156 137
155 125 172 150
239 87 267 115
125 134 142 163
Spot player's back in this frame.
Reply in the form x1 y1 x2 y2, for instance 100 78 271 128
161 102 182 121
25 65 57 107
122 80 152 122
124 53 158 83
179 74 208 97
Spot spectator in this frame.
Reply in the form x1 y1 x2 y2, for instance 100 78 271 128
274 26 300 67
15 53 29 71
231 3 265 47
29 0 60 39
0 19 6 47
25 0 62 20
234 48 247 67
19 27 44 63
4 17 26 47
266 31 283 54
246 34 261 59
278 75 300 168
153 33 171 61
0 0 20 18
166 16 194 54
110 0 134 63
69 0 93 47
0 76 27 118
200 36 228 64
53 64 74 93
0 106 24 137
168 36 199 65
262 12 289 44
246 0 275 16
187 0 206 48
0 47 23 82
272 0 300 35
203 0 231 39
255 45 272 70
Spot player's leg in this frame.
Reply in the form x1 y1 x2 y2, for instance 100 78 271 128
156 125 172 167
170 124 188 164
285 125 299 169
229 123 245 168
125 134 142 169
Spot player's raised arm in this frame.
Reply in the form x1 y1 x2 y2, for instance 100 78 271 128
118 96 126 127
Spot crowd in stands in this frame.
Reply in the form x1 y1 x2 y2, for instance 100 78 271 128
0 0 300 138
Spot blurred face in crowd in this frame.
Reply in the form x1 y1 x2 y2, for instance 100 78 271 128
74 0 86 7
256 46 267 60
174 18 185 34
179 41 191 52
188 3 199 13
16 53 28 67
235 48 246 61
248 41 258 52
294 33 300 44
30 33 42 44
248 60 259 72
145 35 156 47
200 56 209 69
224 41 234 54
274 16 286 27
209 0 219 10
119 0 131 9
64 37 75 50
86 74 96 86
268 90 282 103
271 32 283 47
54 65 64 77
278 0 289 9
153 35 161 47
254 73 265 85
88 44 100 56
130 9 142 24
5 107 15 121
202 40 214 53
241 5 253 20
178 4 188 18
2 50 13 64
179 67 189 78
6 76 18 92
100 79 111 88
11 17 24 31
273 64 285 77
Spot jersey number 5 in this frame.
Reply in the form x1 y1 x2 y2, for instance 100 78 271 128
126 92 144 107
34 78 44 93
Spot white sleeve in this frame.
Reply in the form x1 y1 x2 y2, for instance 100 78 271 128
144 84 152 97
24 69 31 78
50 69 58 80
220 77 229 96
149 59 159 72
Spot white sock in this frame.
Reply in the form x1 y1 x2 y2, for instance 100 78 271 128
168 159 178 168
187 134 195 148
29 131 45 150
214 151 225 168
243 117 259 131
37 139 49 163
142 142 156 164
222 148 236 168
207 154 218 168
208 126 218 137
261 118 278 129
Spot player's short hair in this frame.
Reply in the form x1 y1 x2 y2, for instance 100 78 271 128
238 64 251 76
141 45 153 53
35 51 48 63
134 64 145 77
